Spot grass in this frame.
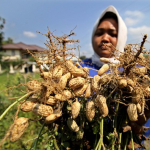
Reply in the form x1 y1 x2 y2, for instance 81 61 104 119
0 73 10 91
0 72 40 94
0 72 44 150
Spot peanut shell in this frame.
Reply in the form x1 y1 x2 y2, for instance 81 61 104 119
100 57 110 63
44 96 56 105
127 78 135 87
96 95 108 117
76 127 84 140
67 118 79 132
45 112 62 124
127 103 138 121
132 87 143 104
21 101 36 112
52 65 63 79
73 83 88 96
32 104 53 117
71 101 81 119
58 72 71 91
136 103 142 114
65 60 87 77
55 90 72 101
26 80 41 91
118 79 127 88
98 64 109 76
86 101 95 121
41 72 52 79
85 83 92 98
69 77 85 89
91 75 100 92
99 74 111 85
9 117 29 142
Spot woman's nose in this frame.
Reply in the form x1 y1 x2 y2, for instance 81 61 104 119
101 33 109 42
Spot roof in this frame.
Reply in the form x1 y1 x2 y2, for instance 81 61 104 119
1 42 44 51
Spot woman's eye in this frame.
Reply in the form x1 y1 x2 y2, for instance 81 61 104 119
95 31 103 36
110 33 117 37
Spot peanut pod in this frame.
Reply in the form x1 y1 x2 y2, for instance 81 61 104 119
67 118 79 132
127 103 138 121
58 72 71 91
96 95 108 117
26 80 41 91
69 77 85 89
91 75 100 92
118 78 127 88
98 64 109 76
55 90 72 101
52 65 63 79
86 101 95 121
32 104 53 117
71 101 81 119
45 112 62 124
9 117 29 142
73 83 88 96
21 101 36 112
85 83 92 98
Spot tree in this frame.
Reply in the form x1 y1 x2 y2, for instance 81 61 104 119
79 55 86 60
0 16 5 50
0 17 5 63
3 37 13 44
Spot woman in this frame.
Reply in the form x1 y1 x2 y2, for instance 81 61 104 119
82 5 127 76
82 5 150 149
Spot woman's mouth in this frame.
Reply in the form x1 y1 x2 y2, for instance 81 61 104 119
100 45 107 50
99 43 112 50
99 45 110 50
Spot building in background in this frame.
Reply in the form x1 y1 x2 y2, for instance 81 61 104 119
1 42 44 73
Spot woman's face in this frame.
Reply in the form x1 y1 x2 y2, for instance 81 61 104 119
92 18 118 58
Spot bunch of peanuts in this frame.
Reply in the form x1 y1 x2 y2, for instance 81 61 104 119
9 51 150 142
7 33 150 149
8 55 114 141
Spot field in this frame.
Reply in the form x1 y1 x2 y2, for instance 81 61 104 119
0 72 49 150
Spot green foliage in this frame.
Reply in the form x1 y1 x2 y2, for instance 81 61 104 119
2 37 13 45
0 16 5 50
79 55 86 60
28 56 35 62
0 72 48 150
1 60 24 71
143 53 149 59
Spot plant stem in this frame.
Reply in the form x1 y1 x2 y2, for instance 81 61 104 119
118 132 122 150
125 34 147 75
95 138 101 150
111 131 115 150
124 134 128 150
114 102 119 128
99 117 103 150
32 123 45 150
106 86 117 101
54 138 60 150
0 92 32 121
94 134 98 148
112 102 120 150
102 143 106 150
95 118 104 150
124 145 126 150
131 130 134 150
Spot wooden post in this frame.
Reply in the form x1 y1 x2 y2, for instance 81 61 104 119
9 64 15 74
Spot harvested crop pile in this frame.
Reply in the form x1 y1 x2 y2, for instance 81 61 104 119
1 31 150 150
